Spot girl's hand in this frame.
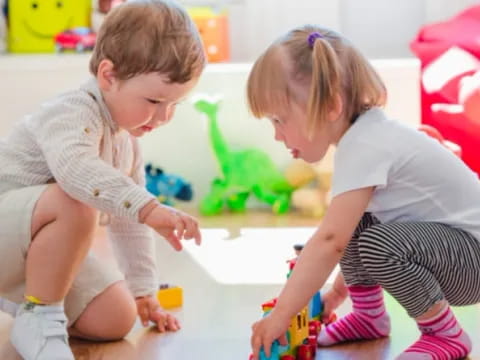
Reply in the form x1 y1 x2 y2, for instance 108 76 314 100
144 203 202 251
321 288 347 324
135 296 180 332
250 310 290 360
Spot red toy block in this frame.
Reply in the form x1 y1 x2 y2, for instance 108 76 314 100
308 320 321 335
297 344 314 360
307 335 317 356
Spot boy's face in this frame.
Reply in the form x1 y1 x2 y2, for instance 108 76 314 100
103 72 198 137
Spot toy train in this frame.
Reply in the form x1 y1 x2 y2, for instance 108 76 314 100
250 244 336 360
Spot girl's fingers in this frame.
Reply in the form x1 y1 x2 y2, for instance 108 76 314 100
251 335 261 360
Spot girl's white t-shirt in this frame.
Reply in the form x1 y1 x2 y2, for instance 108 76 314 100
332 107 480 240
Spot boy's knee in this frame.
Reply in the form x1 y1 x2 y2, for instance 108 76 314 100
104 296 137 340
72 282 137 341
51 185 97 229
98 303 137 340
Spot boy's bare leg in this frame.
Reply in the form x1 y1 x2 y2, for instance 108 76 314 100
69 281 137 341
26 184 98 303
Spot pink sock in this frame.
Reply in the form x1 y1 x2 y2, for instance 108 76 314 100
318 285 390 346
396 305 471 360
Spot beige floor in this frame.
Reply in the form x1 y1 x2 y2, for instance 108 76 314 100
0 210 479 360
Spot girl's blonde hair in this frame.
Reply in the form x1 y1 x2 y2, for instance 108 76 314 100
90 0 206 83
247 25 386 135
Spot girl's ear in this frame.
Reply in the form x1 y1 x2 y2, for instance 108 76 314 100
97 59 117 91
327 93 343 123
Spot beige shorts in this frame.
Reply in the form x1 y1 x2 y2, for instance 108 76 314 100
0 185 124 325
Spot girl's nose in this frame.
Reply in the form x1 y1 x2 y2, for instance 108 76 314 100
274 129 285 142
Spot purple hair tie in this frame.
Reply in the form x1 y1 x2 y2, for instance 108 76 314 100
307 32 323 48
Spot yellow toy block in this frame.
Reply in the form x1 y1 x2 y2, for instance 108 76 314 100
156 284 183 309
8 0 91 53
288 307 309 351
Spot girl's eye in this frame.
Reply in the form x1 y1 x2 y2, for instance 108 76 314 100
147 99 162 104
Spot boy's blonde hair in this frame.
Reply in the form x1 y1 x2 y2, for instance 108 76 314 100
247 25 386 135
90 0 206 83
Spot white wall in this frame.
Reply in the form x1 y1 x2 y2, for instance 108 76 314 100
228 0 341 61
224 0 477 61
1 0 476 60
0 55 420 202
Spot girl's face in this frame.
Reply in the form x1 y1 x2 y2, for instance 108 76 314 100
267 85 346 163
267 102 329 163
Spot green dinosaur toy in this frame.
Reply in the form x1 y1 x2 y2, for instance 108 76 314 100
193 94 295 215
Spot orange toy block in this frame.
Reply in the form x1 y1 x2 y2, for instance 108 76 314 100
188 7 229 63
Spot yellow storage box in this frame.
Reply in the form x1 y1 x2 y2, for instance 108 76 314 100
8 0 91 53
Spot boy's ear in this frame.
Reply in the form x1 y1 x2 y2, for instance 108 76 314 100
97 59 117 91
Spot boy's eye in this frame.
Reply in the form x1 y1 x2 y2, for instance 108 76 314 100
146 99 162 104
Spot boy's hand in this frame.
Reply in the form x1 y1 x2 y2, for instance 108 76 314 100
144 204 202 251
135 295 180 332
250 310 290 360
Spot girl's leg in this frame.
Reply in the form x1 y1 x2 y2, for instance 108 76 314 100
318 213 391 346
357 222 480 359
11 184 98 360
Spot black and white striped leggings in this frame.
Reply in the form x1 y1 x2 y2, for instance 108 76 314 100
340 213 480 318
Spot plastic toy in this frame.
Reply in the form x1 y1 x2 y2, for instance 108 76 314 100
98 0 124 13
293 244 304 257
193 95 295 215
145 164 193 206
410 5 480 175
156 284 183 309
0 0 6 53
249 246 336 360
92 0 124 32
418 124 462 158
460 70 480 125
188 7 229 63
252 293 329 359
54 27 96 52
8 0 91 53
284 160 332 217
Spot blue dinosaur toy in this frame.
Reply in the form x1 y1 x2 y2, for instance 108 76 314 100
145 164 193 206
